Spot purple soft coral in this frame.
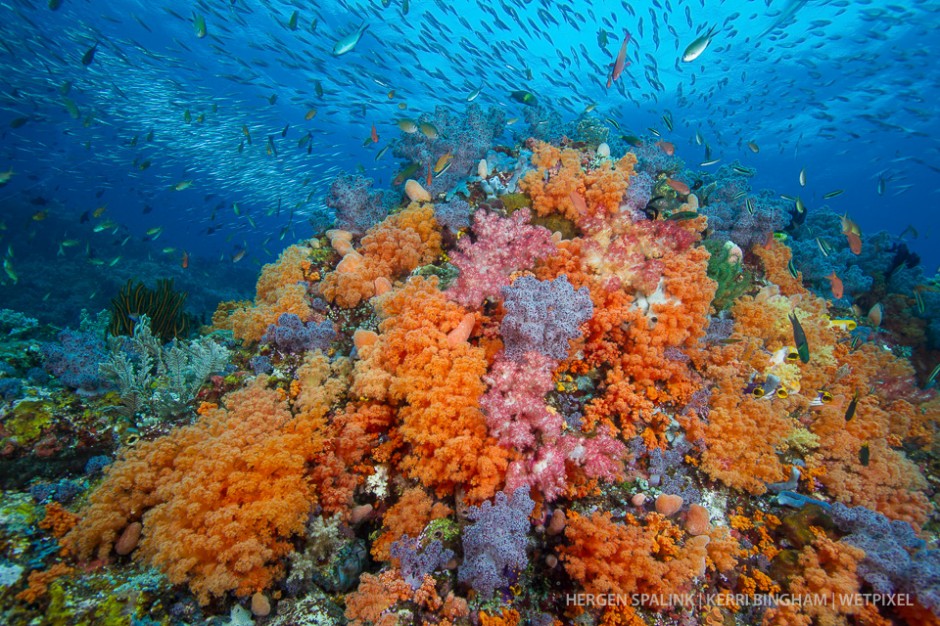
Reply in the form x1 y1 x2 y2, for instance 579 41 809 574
325 174 388 235
261 313 335 354
458 487 534 598
500 274 593 362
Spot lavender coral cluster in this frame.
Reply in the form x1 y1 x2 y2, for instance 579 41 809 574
261 313 335 354
394 103 506 195
325 174 389 235
40 328 108 392
390 535 454 590
500 274 593 362
458 487 534 598
698 164 789 252
829 502 940 614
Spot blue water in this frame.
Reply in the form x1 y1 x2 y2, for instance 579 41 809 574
0 0 938 321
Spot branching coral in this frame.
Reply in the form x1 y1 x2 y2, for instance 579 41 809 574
320 202 442 308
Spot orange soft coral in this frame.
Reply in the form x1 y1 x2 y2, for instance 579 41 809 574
40 502 79 539
372 487 453 562
320 202 442 308
537 213 714 448
752 239 805 297
520 140 637 231
218 244 317 342
562 511 708 608
15 563 73 604
344 569 413 626
786 535 866 626
64 378 327 604
352 277 510 501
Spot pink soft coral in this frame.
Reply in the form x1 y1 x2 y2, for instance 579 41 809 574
446 208 556 309
481 351 625 501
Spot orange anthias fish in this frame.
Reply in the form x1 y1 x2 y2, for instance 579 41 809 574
840 213 862 254
845 232 862 255
370 123 378 143
606 30 632 88
655 140 675 156
181 250 189 269
666 178 690 195
426 162 432 187
827 271 843 299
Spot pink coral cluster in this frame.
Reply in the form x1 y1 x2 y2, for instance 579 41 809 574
446 208 556 308
481 351 625 501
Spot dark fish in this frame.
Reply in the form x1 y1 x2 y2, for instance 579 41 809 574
788 311 809 363
844 390 859 421
859 443 870 466
9 117 29 129
81 41 99 66
509 90 538 106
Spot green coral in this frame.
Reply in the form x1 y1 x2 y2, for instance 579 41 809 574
412 263 459 290
530 213 578 239
705 238 753 311
423 517 461 544
499 193 531 213
571 115 610 147
3 400 53 445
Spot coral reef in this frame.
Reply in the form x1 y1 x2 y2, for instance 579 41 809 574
5 119 938 626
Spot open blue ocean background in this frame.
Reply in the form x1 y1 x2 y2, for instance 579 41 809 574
0 0 937 324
